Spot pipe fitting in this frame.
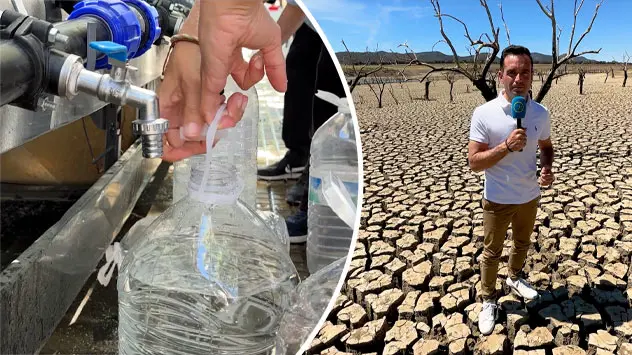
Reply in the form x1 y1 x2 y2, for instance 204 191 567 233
59 59 168 158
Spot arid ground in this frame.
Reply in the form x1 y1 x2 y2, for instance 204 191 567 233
307 72 632 354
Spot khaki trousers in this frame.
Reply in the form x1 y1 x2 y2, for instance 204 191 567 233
480 196 539 301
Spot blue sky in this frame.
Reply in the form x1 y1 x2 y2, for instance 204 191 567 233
300 0 631 62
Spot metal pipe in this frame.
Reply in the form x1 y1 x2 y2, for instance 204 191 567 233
0 40 36 106
71 68 167 158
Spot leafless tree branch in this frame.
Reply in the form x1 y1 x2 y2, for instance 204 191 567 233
499 1 510 45
342 39 383 92
568 0 603 60
567 0 585 57
535 0 603 102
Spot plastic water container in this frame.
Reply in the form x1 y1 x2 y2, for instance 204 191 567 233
276 257 347 354
172 77 259 207
258 210 290 253
306 91 359 274
118 105 299 355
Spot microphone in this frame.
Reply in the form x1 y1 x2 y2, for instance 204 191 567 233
511 96 527 151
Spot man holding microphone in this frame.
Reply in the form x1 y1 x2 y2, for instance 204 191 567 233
467 45 555 335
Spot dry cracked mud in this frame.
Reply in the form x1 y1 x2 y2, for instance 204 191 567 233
307 74 632 354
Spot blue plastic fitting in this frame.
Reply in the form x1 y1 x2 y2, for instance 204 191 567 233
69 0 141 69
122 0 161 57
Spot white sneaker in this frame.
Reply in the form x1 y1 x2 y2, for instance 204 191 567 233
506 277 539 300
478 301 498 336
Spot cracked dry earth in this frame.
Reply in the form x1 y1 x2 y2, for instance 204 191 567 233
306 74 632 355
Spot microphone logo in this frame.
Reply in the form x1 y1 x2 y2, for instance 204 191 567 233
511 96 527 120
514 101 525 113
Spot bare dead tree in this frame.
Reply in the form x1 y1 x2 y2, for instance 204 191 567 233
535 0 604 102
604 69 609 83
425 80 431 100
577 66 586 94
341 39 383 93
622 52 630 87
429 0 500 102
387 83 399 105
444 72 457 102
366 71 389 108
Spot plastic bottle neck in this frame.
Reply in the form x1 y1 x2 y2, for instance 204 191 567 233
186 104 243 205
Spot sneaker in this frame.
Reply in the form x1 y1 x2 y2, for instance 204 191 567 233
506 277 539 300
286 170 308 206
258 150 307 181
286 209 307 243
478 301 498 336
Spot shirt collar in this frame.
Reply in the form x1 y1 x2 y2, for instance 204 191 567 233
498 89 532 110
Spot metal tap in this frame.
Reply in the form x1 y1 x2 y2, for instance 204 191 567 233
57 41 168 158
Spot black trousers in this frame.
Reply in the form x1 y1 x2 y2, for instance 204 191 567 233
282 24 322 156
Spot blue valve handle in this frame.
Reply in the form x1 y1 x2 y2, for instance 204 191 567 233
89 41 128 62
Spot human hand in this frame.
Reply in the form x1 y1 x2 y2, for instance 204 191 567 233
159 7 248 162
198 0 287 126
506 129 527 152
539 166 555 186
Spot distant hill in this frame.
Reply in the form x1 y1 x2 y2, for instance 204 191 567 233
335 50 603 65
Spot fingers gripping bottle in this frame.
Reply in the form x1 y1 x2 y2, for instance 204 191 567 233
172 77 259 206
118 105 299 355
306 91 359 273
171 78 290 253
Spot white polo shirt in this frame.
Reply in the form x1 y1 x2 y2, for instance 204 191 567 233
469 90 551 204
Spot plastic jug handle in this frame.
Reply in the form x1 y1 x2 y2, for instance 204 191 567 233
97 242 123 286
322 171 356 229
315 90 350 114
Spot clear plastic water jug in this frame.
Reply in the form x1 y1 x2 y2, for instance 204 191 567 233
172 77 259 207
276 256 347 354
306 91 359 274
118 105 299 355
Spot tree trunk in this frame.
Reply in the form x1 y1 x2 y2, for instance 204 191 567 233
579 74 585 94
449 83 454 102
424 81 430 100
535 78 554 103
624 70 628 87
604 72 609 83
611 68 615 78
349 77 361 92
473 78 497 102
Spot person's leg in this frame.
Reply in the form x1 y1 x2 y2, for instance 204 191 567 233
480 199 515 300
281 24 322 153
479 198 514 335
258 24 321 181
506 196 540 299
310 43 347 136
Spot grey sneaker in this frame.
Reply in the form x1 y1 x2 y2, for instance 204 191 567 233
506 277 539 300
478 301 498 336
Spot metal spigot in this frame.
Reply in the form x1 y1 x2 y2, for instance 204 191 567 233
57 41 168 158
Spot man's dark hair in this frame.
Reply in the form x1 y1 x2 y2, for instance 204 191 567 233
500 45 534 71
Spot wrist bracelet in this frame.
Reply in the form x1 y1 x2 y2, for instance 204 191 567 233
505 139 513 152
162 34 200 78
